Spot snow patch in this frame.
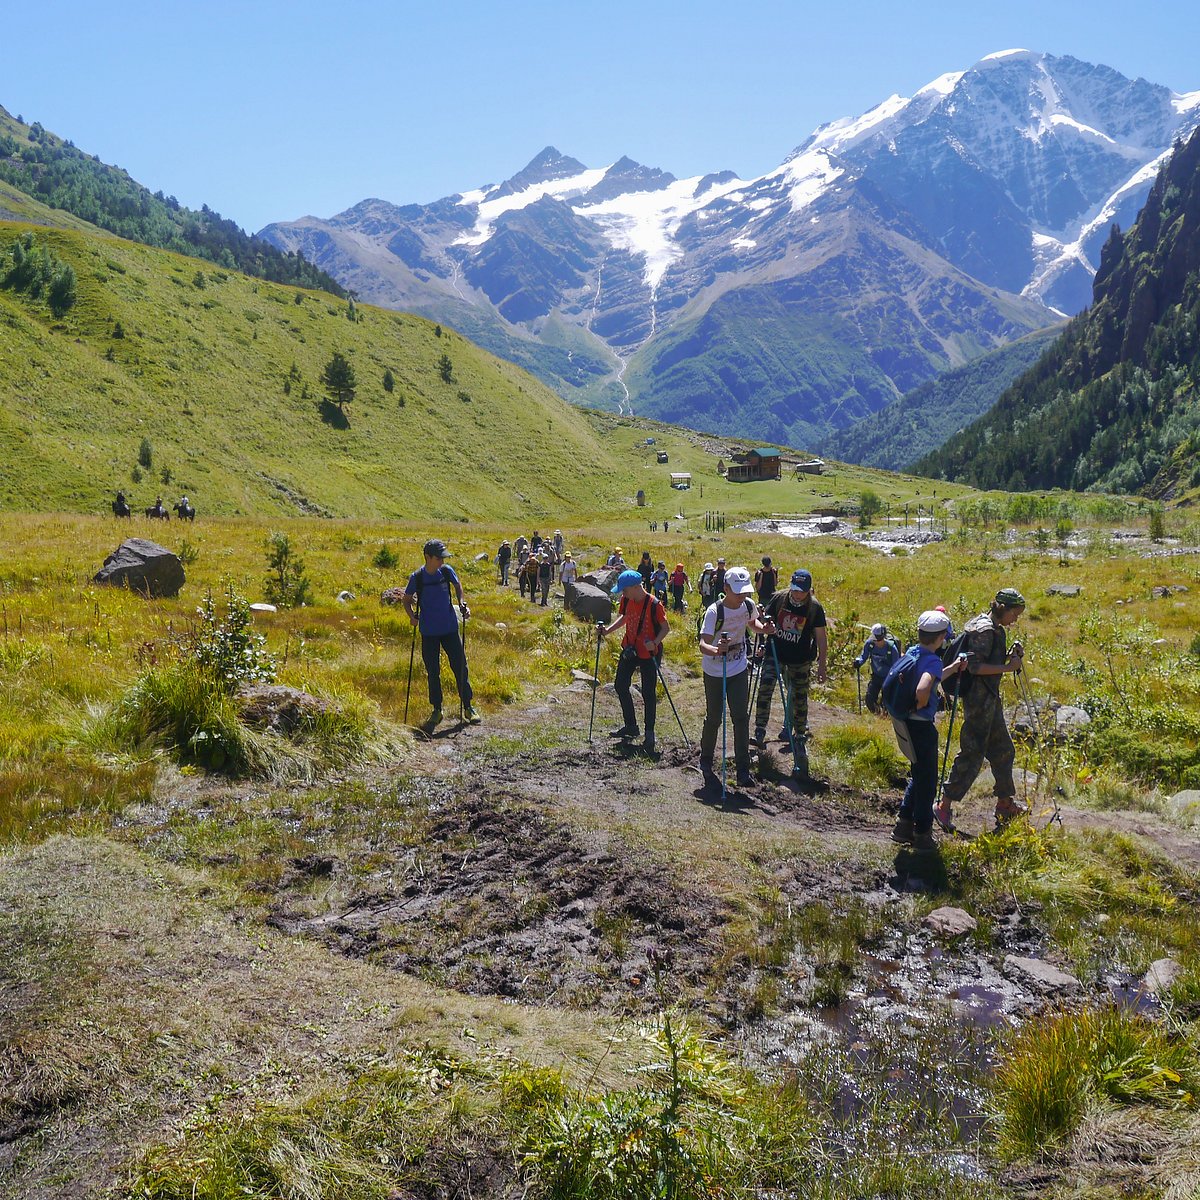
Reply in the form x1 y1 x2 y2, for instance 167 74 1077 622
455 165 611 246
805 93 909 155
1173 90 1200 115
1048 113 1117 145
980 48 1036 62
578 173 749 292
779 150 843 212
917 70 964 98
731 236 757 250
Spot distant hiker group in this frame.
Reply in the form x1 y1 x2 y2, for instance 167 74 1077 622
111 491 195 522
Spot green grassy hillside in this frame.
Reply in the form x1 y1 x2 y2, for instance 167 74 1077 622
0 219 639 519
0 214 976 520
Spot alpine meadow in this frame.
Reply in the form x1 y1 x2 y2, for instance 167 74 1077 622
3 27 1200 1200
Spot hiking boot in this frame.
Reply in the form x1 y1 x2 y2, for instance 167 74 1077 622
891 818 915 844
994 797 1029 826
912 829 939 852
465 704 483 725
736 764 754 787
933 797 954 833
753 727 766 748
423 707 442 730
609 726 639 739
698 757 718 787
641 733 656 754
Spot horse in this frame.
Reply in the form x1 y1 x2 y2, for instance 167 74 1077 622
145 505 170 521
112 499 131 519
173 500 195 522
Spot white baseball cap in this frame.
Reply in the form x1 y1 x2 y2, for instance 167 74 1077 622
917 610 951 634
724 567 754 596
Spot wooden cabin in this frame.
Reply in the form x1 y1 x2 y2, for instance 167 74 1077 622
726 448 782 482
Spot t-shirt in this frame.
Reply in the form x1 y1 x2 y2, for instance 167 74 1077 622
405 565 459 637
764 594 826 665
620 593 666 659
754 567 778 599
538 558 553 580
670 568 687 587
907 647 945 721
699 598 755 678
651 569 669 592
963 611 1006 695
560 560 578 584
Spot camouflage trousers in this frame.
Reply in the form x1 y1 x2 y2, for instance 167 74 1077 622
754 654 812 742
942 685 1015 802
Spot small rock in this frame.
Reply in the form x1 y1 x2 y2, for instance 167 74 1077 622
249 603 277 613
1143 957 1184 995
815 516 840 533
496 622 507 630
879 586 890 593
1152 586 1171 599
1002 954 1081 994
924 906 977 937
336 590 356 603
474 552 489 562
571 669 598 686
1047 583 1082 597
237 684 330 735
1054 705 1091 736
1167 789 1200 823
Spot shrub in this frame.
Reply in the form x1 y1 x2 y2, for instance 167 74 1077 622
193 586 277 690
264 532 312 609
372 544 400 570
138 437 153 469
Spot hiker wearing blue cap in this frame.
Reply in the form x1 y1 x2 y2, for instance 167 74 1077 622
754 567 827 779
598 569 669 752
402 539 480 730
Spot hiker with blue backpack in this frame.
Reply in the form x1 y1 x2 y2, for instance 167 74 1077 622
854 623 901 714
883 610 968 850
402 539 481 731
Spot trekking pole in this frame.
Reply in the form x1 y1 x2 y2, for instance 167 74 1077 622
939 687 960 798
721 647 728 798
856 664 863 714
403 596 420 725
588 625 603 743
459 605 467 725
769 639 802 775
653 655 691 749
747 633 764 715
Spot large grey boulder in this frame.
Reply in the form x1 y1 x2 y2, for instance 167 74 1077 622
584 566 620 594
237 684 329 734
570 582 613 625
1047 583 1082 597
94 538 185 598
1167 790 1200 823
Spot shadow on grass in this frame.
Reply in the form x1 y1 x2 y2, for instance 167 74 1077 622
318 398 350 429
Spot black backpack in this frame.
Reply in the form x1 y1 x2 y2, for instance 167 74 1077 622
939 628 985 699
411 566 453 612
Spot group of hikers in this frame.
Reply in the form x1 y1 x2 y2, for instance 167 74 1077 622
405 535 1032 848
495 531 579 606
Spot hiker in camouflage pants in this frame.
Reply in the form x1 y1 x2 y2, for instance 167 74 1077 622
936 587 1029 830
755 656 813 743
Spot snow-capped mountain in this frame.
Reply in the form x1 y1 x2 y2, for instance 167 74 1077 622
260 51 1200 448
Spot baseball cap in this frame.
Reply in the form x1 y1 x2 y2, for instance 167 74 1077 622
724 566 754 595
423 539 450 558
612 569 644 594
918 610 952 634
790 569 813 590
995 587 1026 608
871 623 887 638
703 562 714 570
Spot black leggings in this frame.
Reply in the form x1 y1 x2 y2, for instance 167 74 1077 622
421 630 472 709
614 652 657 734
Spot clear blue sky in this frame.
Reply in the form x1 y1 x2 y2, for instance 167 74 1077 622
8 0 1200 233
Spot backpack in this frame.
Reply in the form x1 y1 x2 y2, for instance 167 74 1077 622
881 645 924 719
756 566 778 594
939 628 981 699
620 593 666 657
411 566 453 613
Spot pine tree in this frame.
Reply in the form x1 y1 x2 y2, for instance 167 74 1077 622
438 353 454 384
48 265 76 317
382 368 395 393
321 350 357 410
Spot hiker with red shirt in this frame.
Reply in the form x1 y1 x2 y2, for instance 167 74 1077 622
598 569 669 754
668 563 691 612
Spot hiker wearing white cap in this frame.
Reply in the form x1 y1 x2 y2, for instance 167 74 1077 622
854 623 901 714
698 566 771 789
885 610 967 849
553 529 564 556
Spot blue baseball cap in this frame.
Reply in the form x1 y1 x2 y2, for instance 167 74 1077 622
790 569 813 590
612 569 644 595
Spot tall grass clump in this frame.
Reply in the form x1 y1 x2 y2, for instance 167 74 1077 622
86 585 390 779
993 1005 1198 1160
816 722 907 789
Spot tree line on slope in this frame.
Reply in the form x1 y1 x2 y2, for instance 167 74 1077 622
916 127 1200 496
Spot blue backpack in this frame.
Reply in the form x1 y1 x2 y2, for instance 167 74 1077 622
881 645 923 719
